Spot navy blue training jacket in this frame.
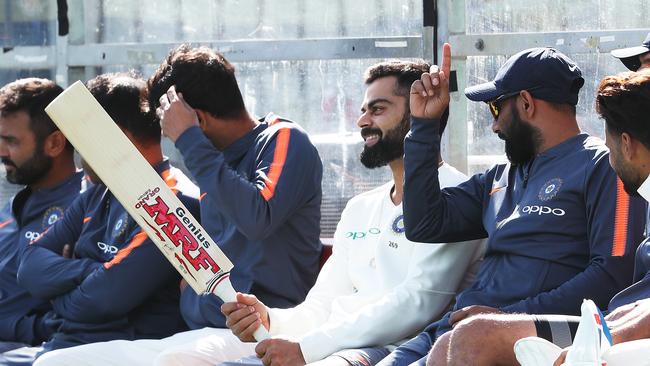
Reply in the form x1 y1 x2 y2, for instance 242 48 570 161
609 232 650 310
0 172 83 345
403 117 645 341
18 160 199 351
175 113 322 329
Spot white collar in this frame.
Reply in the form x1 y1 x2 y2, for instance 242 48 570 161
637 174 650 203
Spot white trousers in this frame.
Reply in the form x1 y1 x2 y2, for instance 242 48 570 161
33 328 258 366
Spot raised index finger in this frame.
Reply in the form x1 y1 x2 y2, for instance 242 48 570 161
441 43 452 79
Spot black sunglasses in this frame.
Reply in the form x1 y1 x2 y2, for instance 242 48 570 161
487 87 541 120
487 91 522 120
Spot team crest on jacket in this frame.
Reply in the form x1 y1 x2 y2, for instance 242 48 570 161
42 206 64 229
111 213 129 240
392 214 405 234
538 178 563 201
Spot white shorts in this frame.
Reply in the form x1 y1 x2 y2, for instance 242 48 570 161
34 328 257 366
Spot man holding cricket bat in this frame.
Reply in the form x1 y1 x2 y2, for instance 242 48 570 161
4 73 200 366
205 60 485 366
0 78 84 354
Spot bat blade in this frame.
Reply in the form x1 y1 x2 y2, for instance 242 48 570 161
45 81 269 340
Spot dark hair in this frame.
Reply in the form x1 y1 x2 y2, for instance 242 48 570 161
86 72 160 145
365 60 430 97
596 70 650 149
0 78 71 151
148 44 246 120
364 60 448 135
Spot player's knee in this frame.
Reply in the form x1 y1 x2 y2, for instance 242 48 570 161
448 315 509 361
309 356 352 366
153 351 183 366
33 351 73 366
450 315 531 365
155 349 218 366
426 332 451 366
453 315 497 342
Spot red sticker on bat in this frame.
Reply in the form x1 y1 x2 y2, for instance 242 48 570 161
138 193 221 274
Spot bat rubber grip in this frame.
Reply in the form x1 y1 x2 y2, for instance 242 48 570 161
212 276 271 341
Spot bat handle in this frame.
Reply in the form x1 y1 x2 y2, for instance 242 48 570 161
212 275 271 342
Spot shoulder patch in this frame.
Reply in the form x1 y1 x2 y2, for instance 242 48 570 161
538 178 563 201
42 206 64 229
111 212 130 240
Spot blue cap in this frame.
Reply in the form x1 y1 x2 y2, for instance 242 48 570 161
464 47 584 106
611 32 650 71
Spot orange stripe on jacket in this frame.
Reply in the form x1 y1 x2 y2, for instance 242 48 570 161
83 217 92 223
104 230 148 269
611 178 630 257
161 169 179 194
30 227 50 245
261 128 291 201
0 219 13 229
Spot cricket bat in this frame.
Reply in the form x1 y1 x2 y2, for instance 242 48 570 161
45 81 270 341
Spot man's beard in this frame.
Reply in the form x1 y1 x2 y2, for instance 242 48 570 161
499 104 543 165
611 150 643 196
2 145 53 186
360 114 410 169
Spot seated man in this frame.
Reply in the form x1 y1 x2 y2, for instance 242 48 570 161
152 46 323 329
611 31 650 71
32 45 323 366
435 46 650 366
516 69 650 366
10 73 199 364
378 45 646 366
0 78 84 352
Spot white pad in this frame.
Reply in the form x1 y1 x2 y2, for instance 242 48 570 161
603 339 650 366
562 299 611 365
514 337 563 366
514 299 650 366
